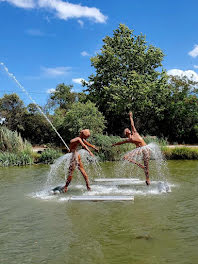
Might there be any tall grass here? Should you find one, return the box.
[0,126,33,167]
[0,126,32,153]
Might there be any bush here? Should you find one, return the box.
[38,149,62,164]
[0,151,33,167]
[162,146,198,160]
[90,134,134,161]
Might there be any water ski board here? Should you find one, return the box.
[69,195,134,201]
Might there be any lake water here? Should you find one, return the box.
[0,160,198,264]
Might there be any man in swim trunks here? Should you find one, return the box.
[112,112,150,185]
[53,129,98,193]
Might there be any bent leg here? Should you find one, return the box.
[124,154,145,169]
[143,149,150,185]
[77,155,91,191]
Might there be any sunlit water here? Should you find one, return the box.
[0,160,198,264]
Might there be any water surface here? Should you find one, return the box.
[0,161,198,264]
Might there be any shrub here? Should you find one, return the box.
[90,134,134,161]
[38,149,62,164]
[0,151,33,167]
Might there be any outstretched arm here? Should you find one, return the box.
[112,139,130,147]
[129,112,137,134]
[83,139,99,152]
[78,138,94,156]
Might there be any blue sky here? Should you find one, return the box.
[0,0,198,107]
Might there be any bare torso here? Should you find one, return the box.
[130,132,147,148]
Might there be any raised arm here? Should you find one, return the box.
[129,111,137,134]
[83,139,99,152]
[112,139,130,147]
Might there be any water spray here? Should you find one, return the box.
[0,62,70,151]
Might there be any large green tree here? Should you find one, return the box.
[0,93,26,132]
[84,24,168,134]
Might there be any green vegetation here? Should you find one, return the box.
[0,152,33,167]
[162,146,198,160]
[90,134,134,161]
[0,126,32,153]
[37,149,62,164]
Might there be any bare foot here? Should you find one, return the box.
[87,186,91,191]
[145,179,150,186]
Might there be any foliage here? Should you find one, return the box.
[46,83,76,111]
[143,135,168,146]
[83,24,168,135]
[38,149,62,164]
[160,76,198,143]
[0,151,33,167]
[21,107,56,145]
[162,146,198,160]
[90,134,134,161]
[60,101,106,139]
[0,93,26,132]
[0,126,32,153]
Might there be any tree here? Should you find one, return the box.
[162,76,198,143]
[0,93,26,132]
[61,101,106,139]
[47,83,76,112]
[83,24,167,134]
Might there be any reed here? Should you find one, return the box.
[0,126,32,153]
[0,151,33,167]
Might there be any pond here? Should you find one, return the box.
[0,160,198,264]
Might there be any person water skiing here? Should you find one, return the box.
[53,129,98,193]
[112,112,150,185]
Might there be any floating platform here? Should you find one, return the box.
[94,178,139,182]
[94,178,143,185]
[69,195,134,201]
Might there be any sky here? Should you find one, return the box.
[0,0,198,107]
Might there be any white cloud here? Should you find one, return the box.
[72,78,85,85]
[1,0,107,23]
[81,51,90,57]
[0,0,35,8]
[188,45,198,58]
[194,65,198,69]
[46,88,56,94]
[78,19,84,27]
[167,69,198,82]
[41,66,71,77]
[38,0,107,23]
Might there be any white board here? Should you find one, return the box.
[69,195,134,201]
[94,178,139,182]
[94,178,143,185]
